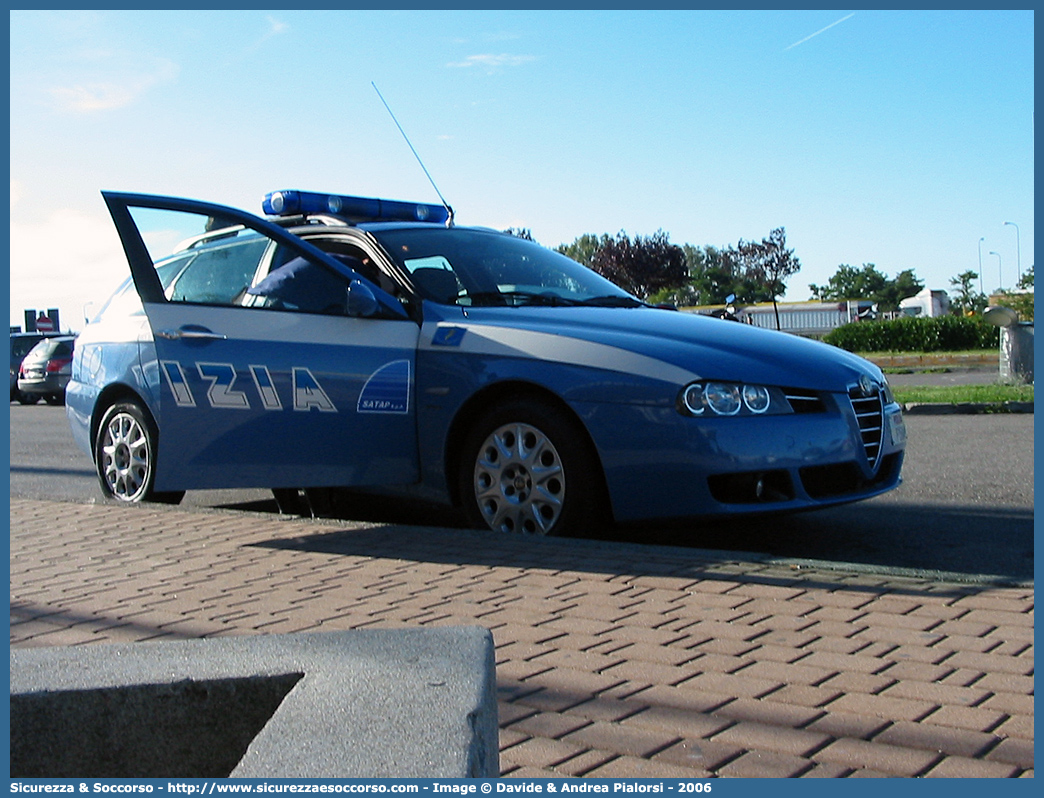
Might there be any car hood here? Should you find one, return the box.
[427,304,883,392]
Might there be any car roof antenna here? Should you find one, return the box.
[372,82,454,227]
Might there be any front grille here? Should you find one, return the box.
[849,386,884,470]
[784,388,825,414]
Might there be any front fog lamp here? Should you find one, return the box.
[705,382,742,416]
[742,384,771,413]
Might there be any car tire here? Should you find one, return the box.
[44,394,64,406]
[459,398,605,536]
[95,401,184,505]
[17,392,39,405]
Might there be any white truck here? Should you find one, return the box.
[899,288,951,318]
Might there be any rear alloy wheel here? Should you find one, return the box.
[95,401,183,504]
[460,399,603,536]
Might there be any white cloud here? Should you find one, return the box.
[48,57,179,113]
[447,53,537,70]
[50,82,139,113]
[246,15,290,51]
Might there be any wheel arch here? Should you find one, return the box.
[443,380,611,517]
[91,384,157,460]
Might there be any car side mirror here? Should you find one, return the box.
[346,279,379,318]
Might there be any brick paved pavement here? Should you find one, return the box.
[9,498,1034,778]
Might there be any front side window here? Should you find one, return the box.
[242,254,351,314]
[239,237,408,317]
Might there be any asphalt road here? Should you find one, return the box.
[9,401,1034,583]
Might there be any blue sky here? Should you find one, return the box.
[8,9,1034,331]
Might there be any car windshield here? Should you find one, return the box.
[372,227,642,307]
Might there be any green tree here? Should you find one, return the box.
[949,270,988,316]
[809,263,923,311]
[658,244,746,306]
[651,240,793,308]
[726,227,801,329]
[1017,265,1034,290]
[691,244,775,305]
[875,269,924,313]
[995,265,1034,321]
[555,233,610,268]
[809,264,884,301]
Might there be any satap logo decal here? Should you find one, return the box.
[358,359,410,414]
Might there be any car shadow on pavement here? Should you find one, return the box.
[240,489,1033,585]
[607,502,1034,584]
[250,509,1026,599]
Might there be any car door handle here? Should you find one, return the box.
[156,328,228,341]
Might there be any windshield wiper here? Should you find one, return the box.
[460,291,643,308]
[462,291,581,307]
[578,295,646,308]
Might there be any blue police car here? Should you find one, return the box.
[67,189,906,535]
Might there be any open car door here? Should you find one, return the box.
[102,191,420,492]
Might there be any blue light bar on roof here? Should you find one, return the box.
[262,190,451,225]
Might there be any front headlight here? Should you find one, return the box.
[705,382,742,415]
[742,384,771,413]
[681,383,706,415]
[679,381,782,417]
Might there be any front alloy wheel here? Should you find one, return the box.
[461,398,605,536]
[474,421,566,534]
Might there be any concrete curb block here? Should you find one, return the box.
[902,401,1034,415]
[868,353,1000,369]
[10,628,500,779]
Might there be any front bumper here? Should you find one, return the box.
[582,394,906,522]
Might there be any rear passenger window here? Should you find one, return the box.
[126,207,274,306]
[167,239,269,304]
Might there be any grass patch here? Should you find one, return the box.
[893,383,1034,406]
[881,367,953,375]
[862,350,993,358]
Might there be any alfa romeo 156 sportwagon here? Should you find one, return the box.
[67,189,906,535]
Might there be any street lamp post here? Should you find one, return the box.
[1004,221,1021,284]
[977,237,986,295]
[989,251,1003,292]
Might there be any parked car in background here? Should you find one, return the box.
[17,335,76,405]
[10,332,61,403]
